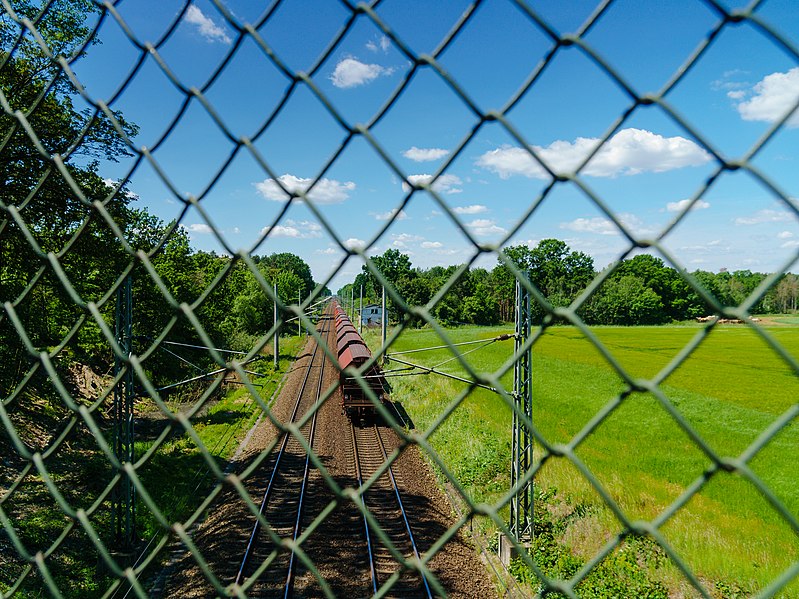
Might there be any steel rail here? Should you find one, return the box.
[375,426,433,599]
[283,335,328,598]
[234,315,330,587]
[350,422,379,596]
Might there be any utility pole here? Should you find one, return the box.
[350,286,355,322]
[381,285,386,351]
[358,284,363,335]
[274,282,279,369]
[112,275,135,553]
[298,290,301,337]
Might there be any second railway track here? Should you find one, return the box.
[235,309,334,596]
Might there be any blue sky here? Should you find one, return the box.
[69,0,799,292]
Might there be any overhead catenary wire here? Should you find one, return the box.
[429,335,513,370]
[386,333,514,356]
[377,333,515,393]
[284,295,334,322]
[155,365,269,392]
[159,345,205,373]
[161,340,251,355]
[383,355,498,393]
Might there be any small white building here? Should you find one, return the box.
[359,303,383,327]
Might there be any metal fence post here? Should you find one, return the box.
[112,275,135,551]
[359,284,363,335]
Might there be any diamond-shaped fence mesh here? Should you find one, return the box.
[1,0,799,597]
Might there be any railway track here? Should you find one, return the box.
[350,422,433,598]
[157,303,496,597]
[234,310,333,596]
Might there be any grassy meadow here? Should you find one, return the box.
[373,320,799,596]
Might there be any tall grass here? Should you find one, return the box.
[382,323,799,595]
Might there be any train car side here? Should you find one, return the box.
[332,303,388,420]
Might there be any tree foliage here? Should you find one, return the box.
[339,243,799,328]
[0,3,322,390]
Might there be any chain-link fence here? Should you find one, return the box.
[2,0,799,597]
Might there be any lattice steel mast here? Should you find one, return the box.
[112,275,135,549]
[510,279,533,543]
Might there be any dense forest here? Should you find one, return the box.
[338,241,799,327]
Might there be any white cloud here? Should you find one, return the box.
[476,128,711,179]
[255,174,355,204]
[260,219,322,239]
[372,208,408,221]
[680,240,726,254]
[781,240,799,249]
[402,173,463,194]
[453,204,488,215]
[665,198,711,212]
[393,233,422,242]
[734,209,794,225]
[727,90,746,100]
[778,230,794,239]
[391,233,423,248]
[711,70,750,93]
[467,218,506,236]
[402,146,450,162]
[261,225,300,238]
[330,57,392,88]
[102,177,138,200]
[185,223,212,234]
[561,217,618,236]
[344,238,366,250]
[421,241,443,249]
[184,6,231,44]
[736,67,799,127]
[560,213,650,236]
[366,36,390,53]
[316,247,339,255]
[294,220,322,236]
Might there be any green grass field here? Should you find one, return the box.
[375,321,799,596]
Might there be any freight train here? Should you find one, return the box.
[333,303,388,420]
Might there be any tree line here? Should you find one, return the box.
[338,241,799,327]
[0,2,324,395]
